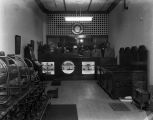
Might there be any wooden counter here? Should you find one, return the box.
[39,54,98,80]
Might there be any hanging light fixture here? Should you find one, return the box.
[80,39,84,43]
[65,16,93,21]
[65,9,93,22]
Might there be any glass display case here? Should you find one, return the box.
[0,56,21,102]
[24,58,35,82]
[0,57,10,104]
[6,56,20,95]
[7,55,29,89]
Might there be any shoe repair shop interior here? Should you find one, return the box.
[0,0,153,120]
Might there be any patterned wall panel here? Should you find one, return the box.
[47,14,109,35]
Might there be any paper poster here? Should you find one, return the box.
[62,61,75,74]
[82,61,95,74]
[41,62,55,75]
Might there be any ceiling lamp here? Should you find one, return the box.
[65,16,93,22]
[80,39,84,43]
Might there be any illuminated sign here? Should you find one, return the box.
[82,62,95,74]
[62,61,75,74]
[41,62,55,75]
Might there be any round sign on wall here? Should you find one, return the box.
[72,23,83,34]
[62,61,75,74]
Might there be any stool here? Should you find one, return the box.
[132,88,150,109]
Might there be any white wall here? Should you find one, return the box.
[109,0,153,86]
[0,0,47,58]
[43,15,47,45]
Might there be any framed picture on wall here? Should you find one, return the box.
[31,40,34,51]
[15,35,21,55]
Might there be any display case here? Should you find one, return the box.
[0,57,10,104]
[7,55,29,90]
[99,66,132,99]
[24,58,35,82]
[5,56,21,95]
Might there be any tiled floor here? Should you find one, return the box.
[45,80,149,120]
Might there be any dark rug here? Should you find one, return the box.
[109,102,130,111]
[51,81,61,86]
[43,104,78,120]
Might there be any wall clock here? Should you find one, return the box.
[72,23,83,34]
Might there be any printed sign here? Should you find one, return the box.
[41,62,54,75]
[62,61,75,74]
[82,62,95,74]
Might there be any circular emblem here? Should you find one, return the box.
[62,61,75,74]
[72,23,83,34]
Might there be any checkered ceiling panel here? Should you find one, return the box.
[47,13,108,35]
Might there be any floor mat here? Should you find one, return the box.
[51,81,61,86]
[109,102,130,111]
[43,104,78,120]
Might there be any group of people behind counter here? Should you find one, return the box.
[83,43,114,58]
[56,40,115,58]
[41,40,115,58]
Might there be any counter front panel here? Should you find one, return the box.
[40,56,99,80]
